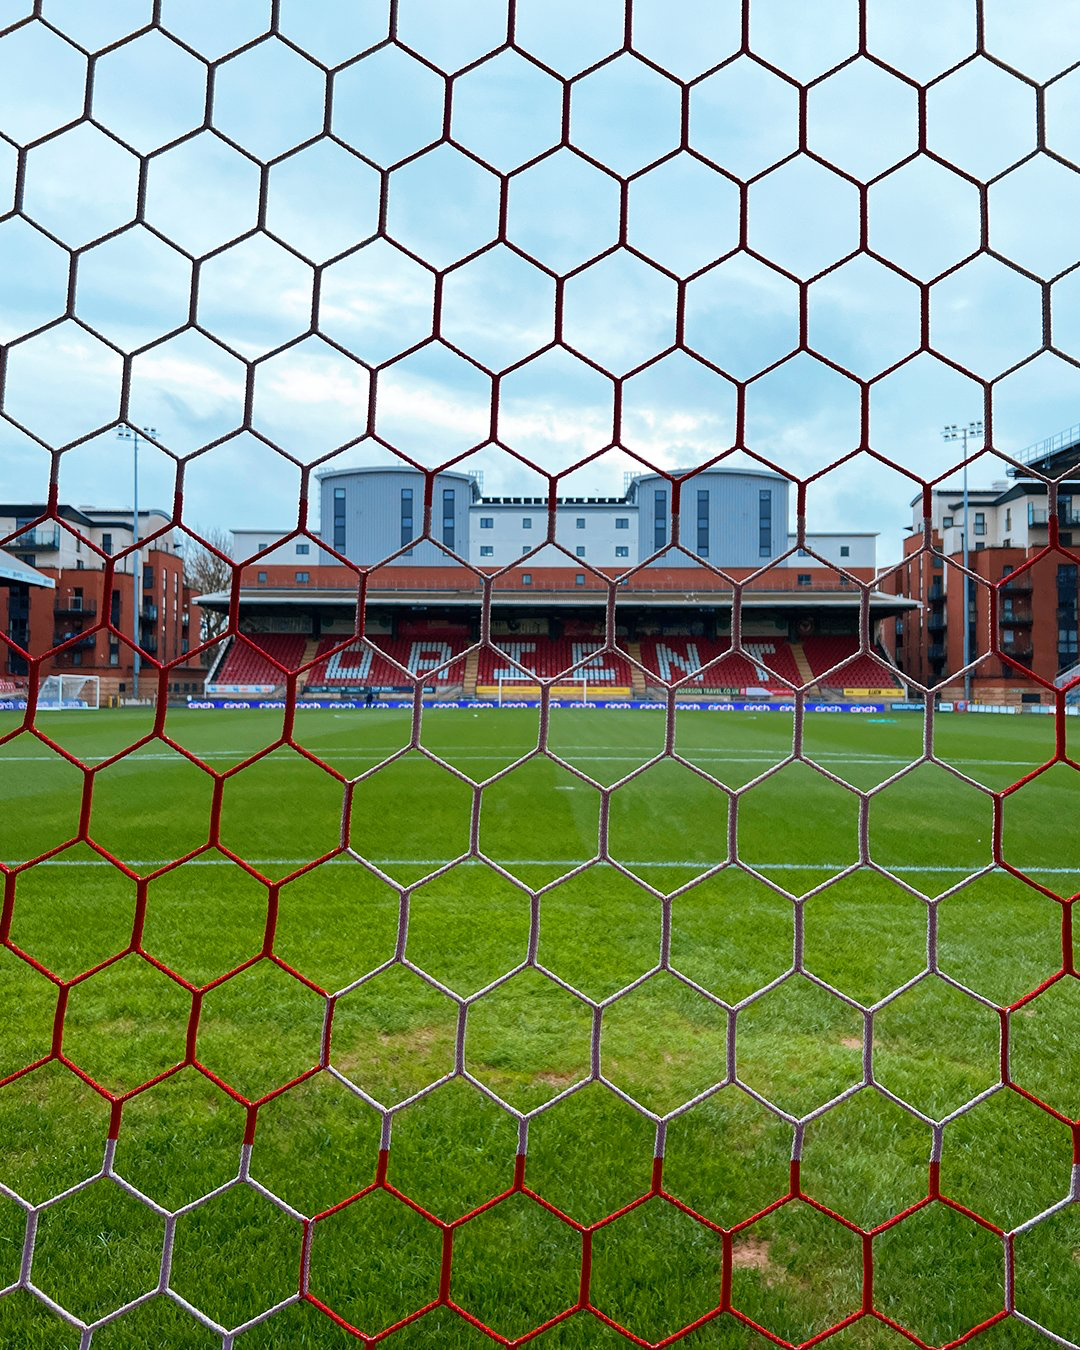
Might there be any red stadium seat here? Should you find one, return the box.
[212,633,307,686]
[308,635,466,688]
[637,636,798,692]
[801,636,902,690]
[476,638,631,685]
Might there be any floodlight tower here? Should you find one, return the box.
[117,424,157,703]
[942,420,984,703]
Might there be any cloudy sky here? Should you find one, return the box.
[1,0,1080,559]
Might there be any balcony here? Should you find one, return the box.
[929,643,946,662]
[52,632,96,650]
[9,525,60,550]
[141,634,158,654]
[927,615,947,633]
[141,604,158,622]
[1000,610,1033,627]
[54,597,98,616]
[928,583,945,602]
[1000,639,1034,658]
[1000,578,1033,594]
[1028,506,1080,528]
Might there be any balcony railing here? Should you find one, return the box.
[141,634,158,654]
[927,615,946,632]
[929,644,945,662]
[1000,578,1033,594]
[1017,420,1080,465]
[54,597,98,616]
[9,525,60,550]
[1028,506,1080,527]
[1000,640,1034,658]
[141,604,158,622]
[53,632,96,650]
[1000,610,1033,626]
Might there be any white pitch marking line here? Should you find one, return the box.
[0,751,1058,769]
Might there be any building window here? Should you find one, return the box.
[522,516,532,529]
[697,488,709,557]
[522,545,529,554]
[333,486,346,550]
[102,532,112,554]
[142,564,154,590]
[1005,508,1012,530]
[521,573,532,585]
[296,543,310,555]
[480,516,493,528]
[840,545,850,557]
[400,487,413,553]
[442,488,456,551]
[1058,564,1079,668]
[576,517,586,529]
[654,490,667,550]
[575,573,585,586]
[257,570,267,584]
[974,511,986,536]
[616,517,629,529]
[615,545,629,558]
[759,490,772,557]
[259,542,268,551]
[797,573,811,586]
[575,545,586,557]
[295,571,310,583]
[942,516,953,528]
[480,545,493,557]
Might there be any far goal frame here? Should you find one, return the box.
[38,674,100,710]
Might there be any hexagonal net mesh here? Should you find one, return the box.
[0,0,1079,1345]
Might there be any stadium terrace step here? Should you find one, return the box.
[791,641,820,694]
[296,637,322,692]
[623,641,650,698]
[463,646,480,698]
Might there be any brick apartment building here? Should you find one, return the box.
[883,436,1080,698]
[0,504,206,700]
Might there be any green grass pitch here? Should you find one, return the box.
[0,705,1077,1347]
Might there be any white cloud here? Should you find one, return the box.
[0,0,1076,572]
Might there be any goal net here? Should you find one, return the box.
[0,2,1077,1348]
[37,675,100,711]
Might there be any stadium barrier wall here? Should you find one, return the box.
[176,698,901,713]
